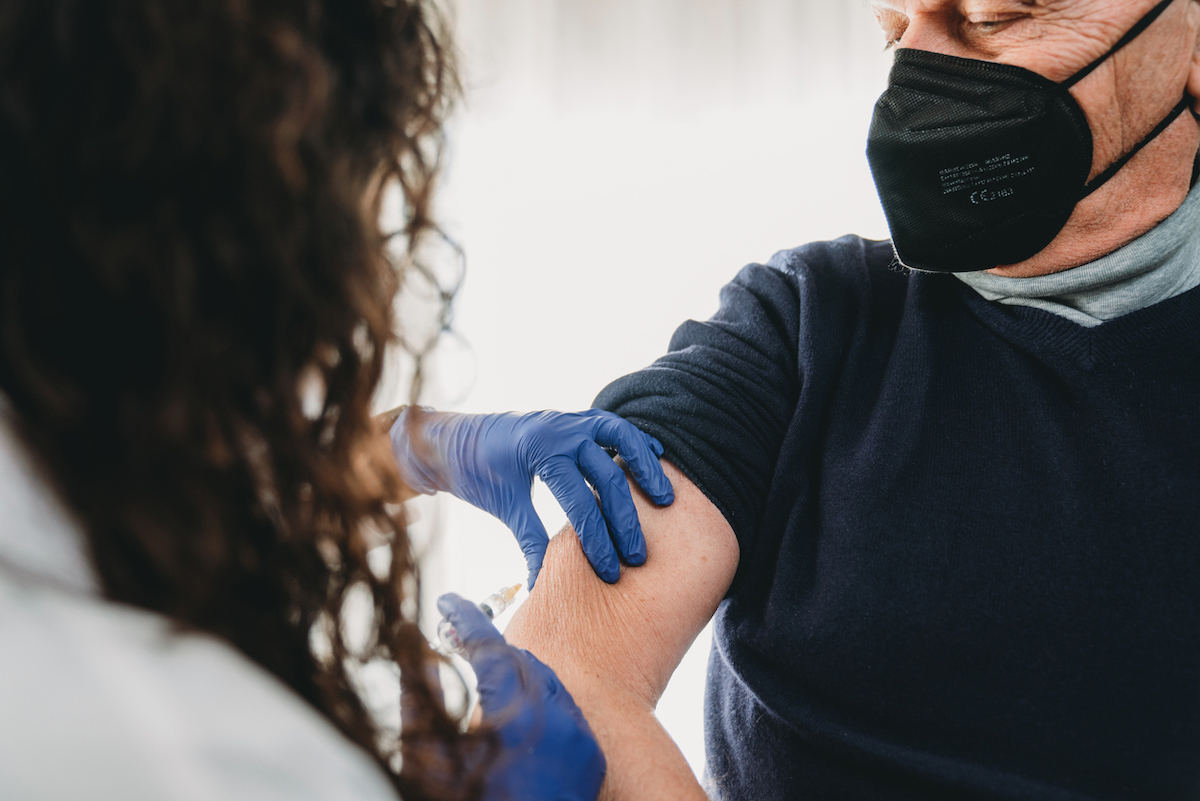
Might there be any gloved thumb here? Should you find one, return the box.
[505,501,551,591]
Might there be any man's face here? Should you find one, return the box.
[867,0,1200,179]
[868,1,1183,75]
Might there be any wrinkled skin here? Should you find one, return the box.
[869,0,1200,276]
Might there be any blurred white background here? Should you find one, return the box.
[379,0,896,779]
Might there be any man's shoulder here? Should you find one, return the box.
[731,235,911,324]
[676,234,913,346]
[763,234,902,287]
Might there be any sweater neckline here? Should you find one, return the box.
[952,182,1200,328]
[950,274,1200,368]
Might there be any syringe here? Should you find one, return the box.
[437,583,522,655]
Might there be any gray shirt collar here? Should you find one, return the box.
[955,183,1200,327]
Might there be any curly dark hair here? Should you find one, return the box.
[0,1,486,798]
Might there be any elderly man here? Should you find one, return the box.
[393,0,1200,797]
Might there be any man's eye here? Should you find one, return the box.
[965,14,1025,36]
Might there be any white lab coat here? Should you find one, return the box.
[0,414,400,801]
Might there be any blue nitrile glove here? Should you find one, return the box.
[438,594,606,801]
[390,409,674,588]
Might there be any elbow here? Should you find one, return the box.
[506,532,670,706]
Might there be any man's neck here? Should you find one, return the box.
[987,114,1200,279]
[956,180,1200,328]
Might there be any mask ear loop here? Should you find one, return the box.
[1078,92,1194,200]
[1191,104,1200,188]
[1057,0,1188,199]
[1061,0,1178,91]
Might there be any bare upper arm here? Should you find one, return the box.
[503,460,738,706]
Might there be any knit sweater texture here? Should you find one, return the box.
[596,235,1200,799]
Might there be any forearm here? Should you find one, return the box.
[562,668,706,801]
[374,405,419,501]
[504,532,708,800]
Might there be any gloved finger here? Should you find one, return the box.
[587,412,675,506]
[437,593,505,653]
[505,498,551,591]
[577,440,647,567]
[538,454,621,584]
[437,595,525,720]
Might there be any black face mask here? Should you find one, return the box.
[866,0,1194,273]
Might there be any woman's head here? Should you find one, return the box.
[0,1,479,797]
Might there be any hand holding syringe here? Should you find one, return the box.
[437,583,522,655]
[435,589,606,798]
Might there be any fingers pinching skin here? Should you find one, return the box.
[538,454,621,583]
[589,412,675,506]
[393,407,667,595]
[577,440,647,566]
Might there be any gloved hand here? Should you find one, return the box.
[438,594,605,801]
[391,409,674,588]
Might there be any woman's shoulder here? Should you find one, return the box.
[0,571,400,801]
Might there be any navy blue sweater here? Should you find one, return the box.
[594,236,1200,800]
